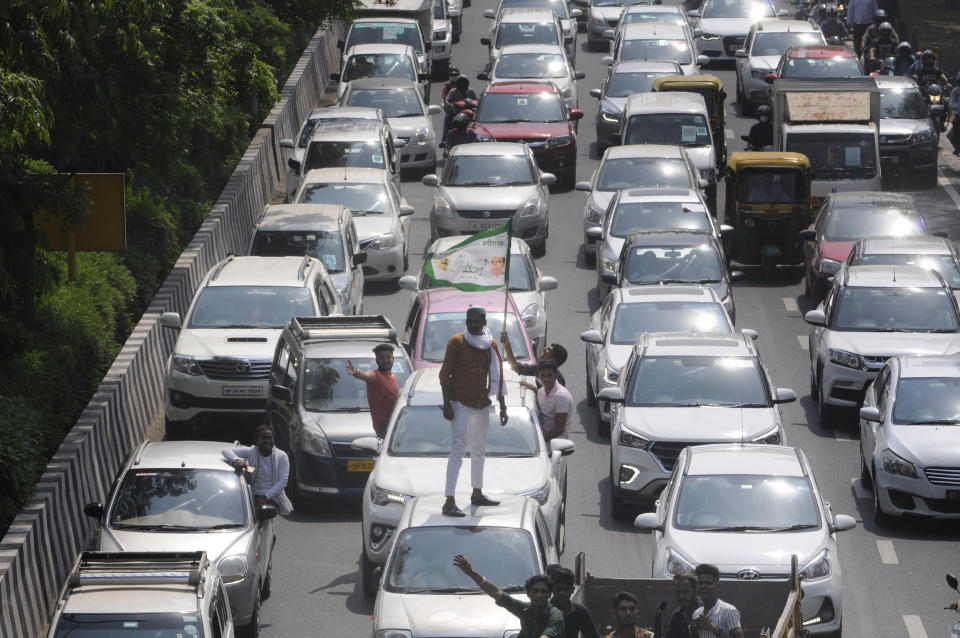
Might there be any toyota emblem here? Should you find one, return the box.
[235,360,252,373]
[736,569,761,581]
[483,211,492,218]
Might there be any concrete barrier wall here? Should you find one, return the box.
[0,21,344,638]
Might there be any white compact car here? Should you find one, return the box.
[689,0,782,63]
[734,19,823,113]
[635,444,855,635]
[605,22,706,75]
[478,44,585,111]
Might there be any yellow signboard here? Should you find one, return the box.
[34,173,126,252]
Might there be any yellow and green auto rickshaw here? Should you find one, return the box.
[652,74,727,168]
[724,152,812,281]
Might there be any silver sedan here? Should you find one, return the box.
[478,44,585,111]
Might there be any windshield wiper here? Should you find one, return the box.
[459,181,499,186]
[694,524,780,532]
[404,586,476,594]
[494,118,531,123]
[499,181,533,186]
[323,407,364,412]
[205,523,245,530]
[761,523,820,532]
[114,524,203,531]
[904,419,960,425]
[724,402,770,408]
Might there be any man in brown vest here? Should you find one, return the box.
[439,306,508,516]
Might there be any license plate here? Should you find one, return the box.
[222,386,263,396]
[470,221,500,230]
[347,459,375,472]
[947,490,960,500]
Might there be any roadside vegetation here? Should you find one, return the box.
[899,0,960,73]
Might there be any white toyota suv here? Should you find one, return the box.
[160,255,342,437]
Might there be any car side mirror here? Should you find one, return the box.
[948,574,959,591]
[777,8,789,16]
[540,172,557,186]
[571,8,583,17]
[422,173,439,187]
[575,71,586,80]
[634,512,661,531]
[84,502,104,519]
[730,270,745,282]
[804,309,826,327]
[585,226,603,240]
[859,406,881,422]
[601,271,617,284]
[270,385,293,404]
[159,312,181,329]
[483,8,495,18]
[477,72,490,81]
[589,88,602,98]
[330,72,341,82]
[575,181,591,191]
[798,228,816,241]
[399,204,416,217]
[480,36,491,45]
[564,35,575,45]
[699,177,709,189]
[353,252,368,266]
[741,328,759,340]
[257,504,278,522]
[693,27,703,37]
[687,9,701,17]
[764,72,778,84]
[279,139,295,150]
[550,438,576,457]
[719,224,734,235]
[696,55,710,66]
[394,138,408,148]
[288,157,302,173]
[601,56,614,66]
[397,275,418,291]
[580,329,602,344]
[539,275,558,292]
[602,28,615,39]
[351,436,381,454]
[774,388,797,404]
[833,514,856,531]
[569,109,584,121]
[734,49,747,58]
[597,387,623,403]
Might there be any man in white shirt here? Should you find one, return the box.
[536,362,573,441]
[690,563,743,638]
[222,425,293,515]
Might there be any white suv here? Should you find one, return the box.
[160,255,342,437]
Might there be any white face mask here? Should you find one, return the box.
[759,115,770,123]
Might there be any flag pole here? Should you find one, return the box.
[500,221,512,396]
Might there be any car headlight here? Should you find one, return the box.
[882,448,918,478]
[434,29,447,41]
[586,204,604,224]
[829,348,861,370]
[519,482,551,505]
[819,257,840,275]
[435,196,455,218]
[301,423,332,456]
[618,425,648,449]
[376,632,413,638]
[520,302,540,330]
[751,427,782,445]
[371,484,412,506]
[218,555,248,584]
[171,354,202,376]
[600,110,622,123]
[520,196,541,218]
[799,548,831,581]
[600,257,616,273]
[414,127,429,144]
[603,362,620,384]
[371,233,401,249]
[546,134,572,148]
[700,33,721,40]
[665,547,695,576]
[913,129,934,143]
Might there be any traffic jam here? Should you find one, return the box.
[44,0,960,636]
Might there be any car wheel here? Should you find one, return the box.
[817,366,835,429]
[809,363,819,400]
[360,549,379,598]
[555,479,567,555]
[922,164,938,189]
[586,360,597,407]
[403,241,410,272]
[240,584,261,638]
[261,562,272,600]
[860,447,872,489]
[804,264,812,298]
[872,468,892,526]
[532,238,547,258]
[609,457,631,520]
[561,167,577,191]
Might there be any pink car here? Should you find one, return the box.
[401,288,536,370]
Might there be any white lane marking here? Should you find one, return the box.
[833,428,852,441]
[797,335,808,351]
[903,615,928,638]
[783,297,799,313]
[939,175,960,210]
[725,128,734,140]
[851,477,870,500]
[877,540,899,565]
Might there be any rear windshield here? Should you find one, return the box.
[736,168,806,204]
[625,113,711,146]
[346,22,423,54]
[496,53,568,78]
[342,53,416,83]
[251,230,347,273]
[597,157,694,190]
[346,88,423,118]
[751,32,823,57]
[611,202,711,238]
[822,207,923,241]
[621,39,692,65]
[496,22,561,47]
[781,55,862,78]
[475,91,566,123]
[607,70,681,96]
[304,141,386,172]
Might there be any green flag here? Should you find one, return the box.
[423,220,513,291]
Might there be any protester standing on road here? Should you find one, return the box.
[604,591,653,638]
[846,0,879,57]
[439,307,508,517]
[346,344,400,438]
[454,554,565,638]
[536,362,574,441]
[689,564,744,638]
[548,566,600,638]
[222,425,293,515]
[664,573,700,638]
[501,333,569,386]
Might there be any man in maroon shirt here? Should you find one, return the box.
[346,344,400,438]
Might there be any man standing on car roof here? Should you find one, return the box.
[439,306,508,517]
[347,343,400,438]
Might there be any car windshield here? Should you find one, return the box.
[110,469,246,529]
[673,475,820,531]
[496,53,567,78]
[501,0,571,19]
[833,286,959,332]
[624,11,685,25]
[736,168,806,204]
[822,207,923,241]
[893,377,960,424]
[782,55,862,78]
[187,285,317,328]
[496,22,561,47]
[422,254,534,291]
[421,311,530,362]
[627,355,770,407]
[346,88,423,118]
[611,301,731,343]
[880,87,930,119]
[624,113,710,146]
[597,158,693,190]
[443,154,536,186]
[304,140,386,171]
[785,133,876,180]
[346,23,423,54]
[751,32,822,56]
[303,357,412,412]
[475,91,566,123]
[250,230,347,273]
[385,527,539,593]
[596,0,652,6]
[621,39,692,65]
[54,614,207,638]
[607,70,681,96]
[701,0,775,19]
[623,244,724,284]
[858,253,960,288]
[610,202,712,238]
[342,54,417,83]
[297,182,393,215]
[434,0,445,18]
[389,406,539,455]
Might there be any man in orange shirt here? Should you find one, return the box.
[439,307,508,517]
[347,344,400,439]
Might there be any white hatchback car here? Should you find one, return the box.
[634,444,855,636]
[333,44,427,100]
[605,22,707,75]
[355,369,573,595]
[734,19,823,114]
[689,0,782,63]
[478,44,585,111]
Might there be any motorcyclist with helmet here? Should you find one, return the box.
[893,41,915,76]
[819,5,850,40]
[444,112,480,150]
[909,49,950,92]
[746,105,774,150]
[860,9,899,59]
[948,72,960,156]
[867,22,898,61]
[950,72,960,119]
[442,76,478,139]
[811,3,829,23]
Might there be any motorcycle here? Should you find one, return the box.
[945,573,960,637]
[925,84,949,131]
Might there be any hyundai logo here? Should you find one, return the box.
[736,569,761,581]
[483,211,492,218]
[235,360,252,373]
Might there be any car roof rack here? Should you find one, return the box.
[65,551,209,598]
[290,315,398,341]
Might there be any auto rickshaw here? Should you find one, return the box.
[652,74,727,168]
[724,151,811,281]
